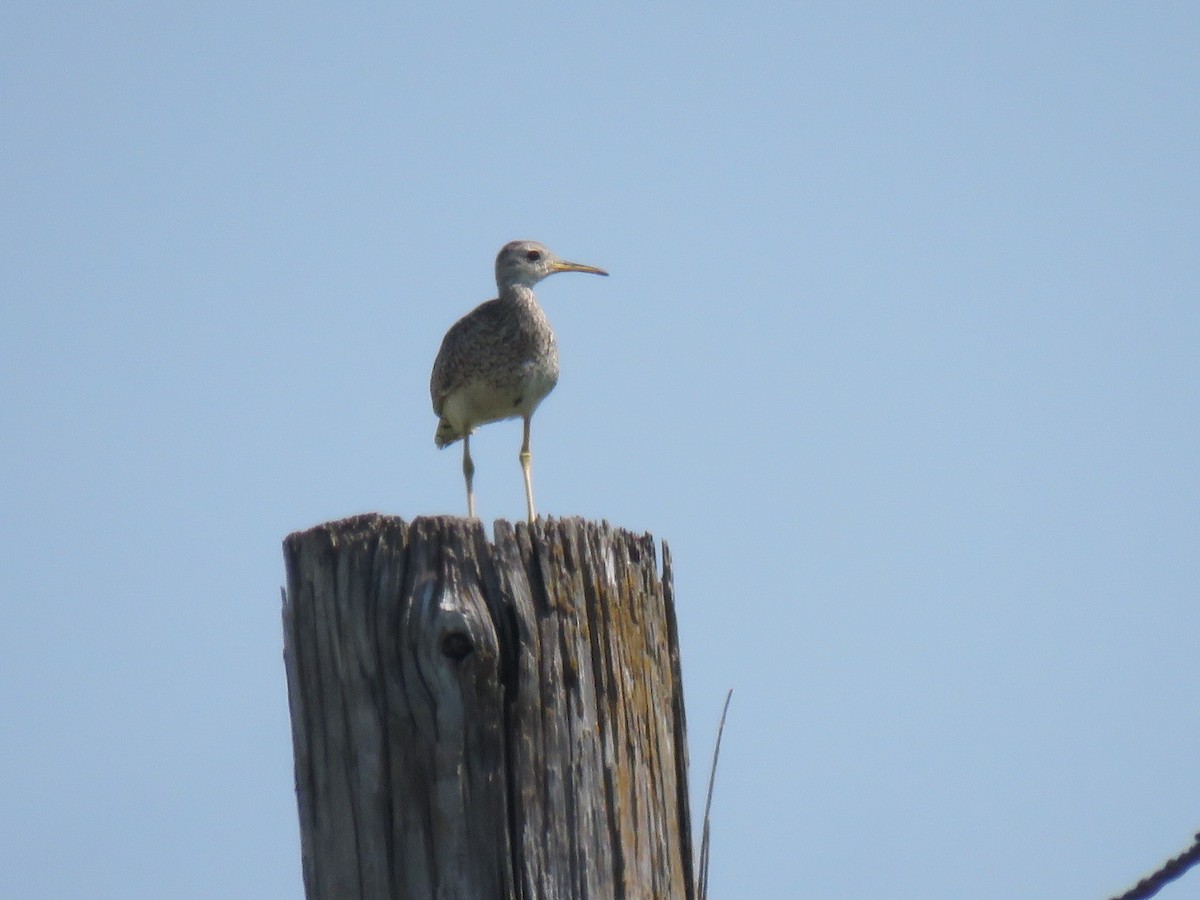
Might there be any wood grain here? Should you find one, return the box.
[283,514,693,900]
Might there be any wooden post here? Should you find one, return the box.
[282,514,693,900]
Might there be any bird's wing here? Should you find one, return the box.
[430,297,505,415]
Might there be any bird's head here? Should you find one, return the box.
[495,240,608,290]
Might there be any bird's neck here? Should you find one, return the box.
[499,284,539,307]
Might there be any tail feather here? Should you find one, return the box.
[435,417,467,449]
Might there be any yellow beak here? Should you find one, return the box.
[550,260,609,277]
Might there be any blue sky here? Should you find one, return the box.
[2,3,1198,898]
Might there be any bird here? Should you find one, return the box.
[430,240,608,523]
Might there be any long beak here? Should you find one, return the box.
[550,259,609,277]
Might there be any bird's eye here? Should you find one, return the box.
[525,250,542,262]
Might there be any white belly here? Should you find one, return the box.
[443,365,558,433]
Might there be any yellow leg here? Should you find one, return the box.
[462,434,476,518]
[520,415,535,523]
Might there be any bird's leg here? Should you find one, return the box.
[462,434,476,518]
[520,415,536,523]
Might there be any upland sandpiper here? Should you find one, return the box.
[430,240,608,522]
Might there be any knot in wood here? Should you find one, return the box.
[440,630,474,661]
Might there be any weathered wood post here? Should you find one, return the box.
[282,514,693,899]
